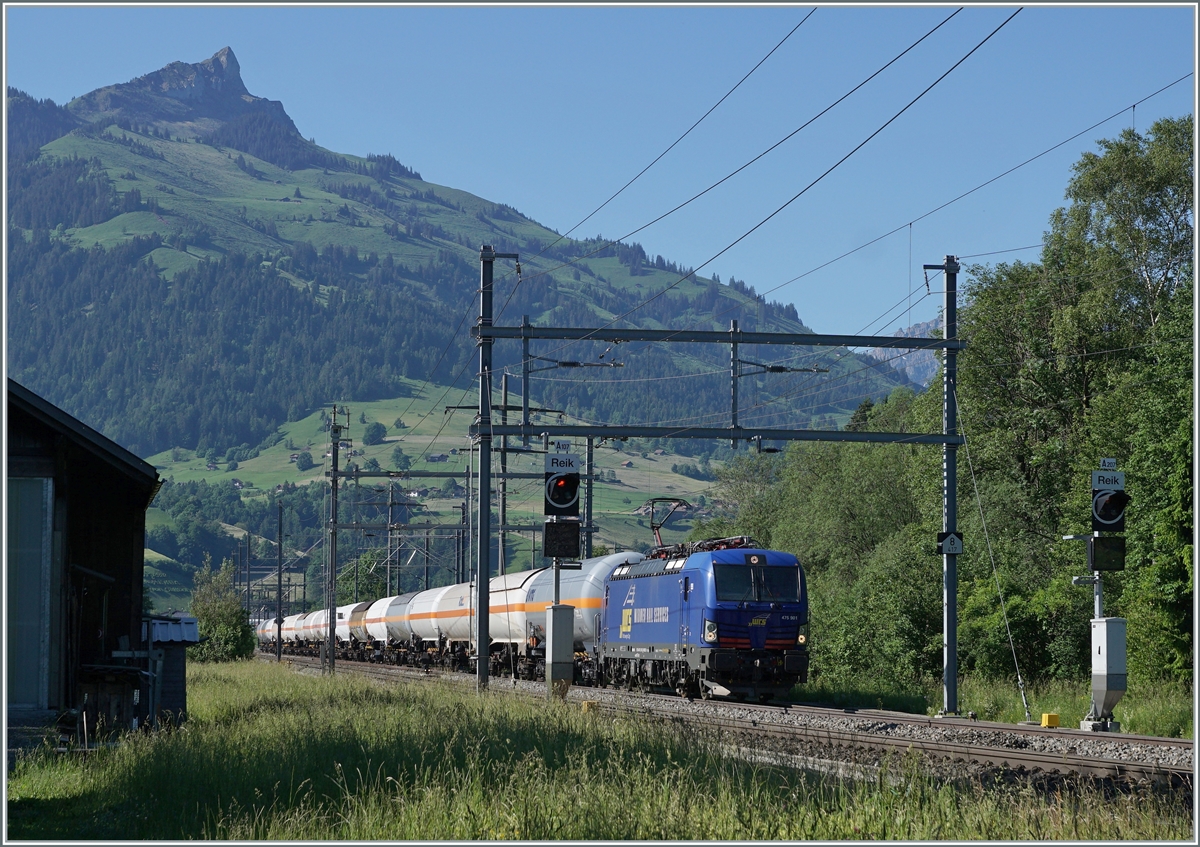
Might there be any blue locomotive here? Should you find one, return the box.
[594,536,809,701]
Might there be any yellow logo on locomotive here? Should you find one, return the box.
[619,608,632,639]
[749,615,768,627]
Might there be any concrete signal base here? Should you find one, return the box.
[546,604,575,701]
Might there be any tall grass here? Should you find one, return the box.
[7,662,1191,840]
[798,674,1192,739]
[949,676,1194,738]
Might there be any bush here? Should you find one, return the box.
[295,451,315,471]
[187,556,255,662]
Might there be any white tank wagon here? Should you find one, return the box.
[347,602,375,645]
[259,552,644,678]
[300,608,329,645]
[486,553,642,649]
[255,618,275,645]
[483,552,642,680]
[334,601,371,646]
[521,553,641,650]
[363,591,420,646]
[412,583,468,643]
[487,568,548,647]
[281,612,310,644]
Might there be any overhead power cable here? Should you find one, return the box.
[399,66,1189,456]
[497,7,963,321]
[603,69,1192,371]
[958,244,1042,259]
[555,10,816,246]
[752,71,1193,304]
[497,9,818,319]
[527,8,1022,363]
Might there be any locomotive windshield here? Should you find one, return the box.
[713,563,801,602]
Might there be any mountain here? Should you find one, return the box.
[7,48,916,458]
[67,46,296,139]
[867,318,942,387]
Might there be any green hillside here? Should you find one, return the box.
[8,48,916,609]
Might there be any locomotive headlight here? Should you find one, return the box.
[797,626,808,646]
[703,619,718,643]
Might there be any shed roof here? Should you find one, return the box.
[146,617,201,644]
[8,378,160,502]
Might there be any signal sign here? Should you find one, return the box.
[544,475,580,516]
[1092,489,1130,533]
[544,453,581,516]
[1092,471,1125,490]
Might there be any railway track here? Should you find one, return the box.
[264,653,1193,789]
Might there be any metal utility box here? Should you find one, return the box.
[1083,617,1126,731]
[545,604,574,700]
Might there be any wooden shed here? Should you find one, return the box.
[6,378,160,734]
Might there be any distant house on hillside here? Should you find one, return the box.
[427,453,448,463]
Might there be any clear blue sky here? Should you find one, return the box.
[5,4,1195,335]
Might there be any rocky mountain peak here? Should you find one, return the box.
[141,46,249,103]
[67,47,295,138]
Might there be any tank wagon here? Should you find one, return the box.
[260,538,808,701]
[266,552,643,677]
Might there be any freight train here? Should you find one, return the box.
[258,536,809,701]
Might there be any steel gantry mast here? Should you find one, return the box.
[468,250,966,713]
[476,246,519,691]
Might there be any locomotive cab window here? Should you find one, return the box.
[759,567,801,603]
[713,563,800,603]
[713,564,755,601]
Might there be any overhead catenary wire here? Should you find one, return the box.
[532,283,942,432]
[496,7,965,324]
[358,32,1189,472]
[599,225,1185,431]
[477,28,1186,433]
[592,68,1194,369]
[746,71,1193,310]
[523,9,1021,366]
[404,66,1191,448]
[526,293,942,439]
[544,11,815,253]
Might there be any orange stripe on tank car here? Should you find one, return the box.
[363,595,605,630]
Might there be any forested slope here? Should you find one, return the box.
[7,55,911,458]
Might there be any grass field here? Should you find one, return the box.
[7,662,1190,840]
[800,675,1193,739]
